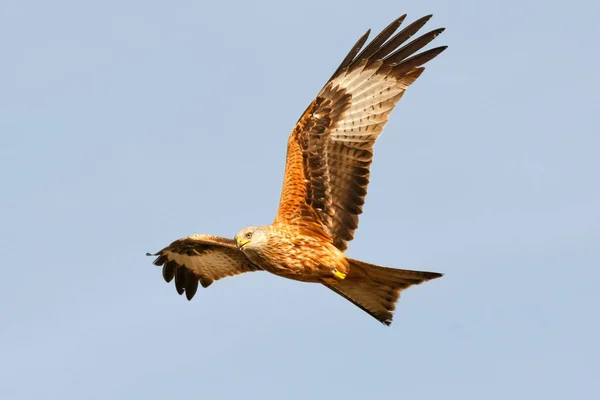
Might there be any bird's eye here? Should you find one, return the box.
[245,232,252,239]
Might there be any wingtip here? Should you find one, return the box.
[435,45,449,54]
[390,14,407,29]
[420,270,444,281]
[425,45,449,58]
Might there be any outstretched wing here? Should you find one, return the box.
[147,234,261,300]
[275,15,447,251]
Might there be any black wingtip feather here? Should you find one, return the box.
[162,261,177,283]
[185,270,198,300]
[328,14,446,88]
[392,46,448,76]
[152,255,167,267]
[351,14,407,66]
[370,14,435,61]
[385,27,446,65]
[329,29,371,80]
[175,267,186,295]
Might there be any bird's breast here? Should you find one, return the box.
[247,233,348,283]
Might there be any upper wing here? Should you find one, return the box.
[147,234,261,300]
[275,15,447,251]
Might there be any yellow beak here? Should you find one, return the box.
[236,236,250,249]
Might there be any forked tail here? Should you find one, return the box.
[325,258,442,326]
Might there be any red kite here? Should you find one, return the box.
[148,14,446,325]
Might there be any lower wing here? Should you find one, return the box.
[147,234,261,300]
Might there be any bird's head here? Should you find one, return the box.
[234,226,268,251]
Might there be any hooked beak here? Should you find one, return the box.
[236,236,250,250]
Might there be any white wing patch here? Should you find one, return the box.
[328,65,420,144]
[164,247,244,282]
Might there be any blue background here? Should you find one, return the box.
[1,1,598,398]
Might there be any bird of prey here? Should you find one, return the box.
[148,14,447,325]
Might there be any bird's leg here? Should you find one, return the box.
[320,265,347,285]
[332,268,346,280]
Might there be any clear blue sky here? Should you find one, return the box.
[1,1,599,399]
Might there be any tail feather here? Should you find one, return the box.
[324,258,442,326]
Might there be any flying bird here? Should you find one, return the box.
[148,14,447,325]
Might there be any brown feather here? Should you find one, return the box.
[385,28,445,64]
[371,15,433,60]
[351,15,406,63]
[162,261,177,283]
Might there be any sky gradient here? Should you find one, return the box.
[1,1,599,399]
